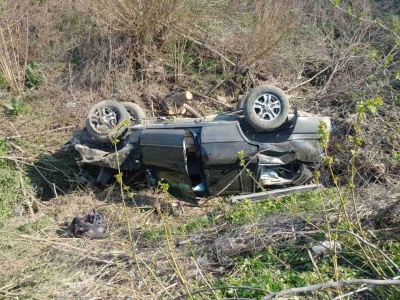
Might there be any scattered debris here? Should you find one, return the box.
[69,210,107,239]
[230,184,325,203]
[311,240,342,255]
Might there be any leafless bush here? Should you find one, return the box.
[93,0,209,56]
[221,0,304,70]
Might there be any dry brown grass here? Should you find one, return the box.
[94,0,205,53]
[0,187,220,299]
[0,0,399,299]
[0,1,29,96]
[1,183,399,299]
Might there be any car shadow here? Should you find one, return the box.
[25,148,84,200]
[26,146,172,211]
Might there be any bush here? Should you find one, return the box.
[25,61,43,89]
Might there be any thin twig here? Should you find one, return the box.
[261,279,400,300]
[6,125,75,139]
[331,1,400,40]
[308,249,324,283]
[339,230,400,273]
[32,165,66,196]
[285,65,331,93]
[332,275,400,300]
[191,91,233,108]
[179,33,237,68]
[7,140,25,153]
[207,78,228,96]
[0,156,56,172]
[18,234,89,252]
[191,257,217,298]
[19,173,34,218]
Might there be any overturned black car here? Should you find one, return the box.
[63,85,331,204]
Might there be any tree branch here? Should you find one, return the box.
[332,275,400,300]
[179,33,237,68]
[261,279,400,300]
[331,1,400,40]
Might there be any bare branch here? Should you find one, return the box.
[261,279,400,300]
[285,65,331,93]
[179,33,237,68]
[331,1,400,40]
[332,275,400,300]
[339,230,400,273]
[191,91,233,108]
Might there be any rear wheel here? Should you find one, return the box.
[122,102,146,122]
[244,85,289,132]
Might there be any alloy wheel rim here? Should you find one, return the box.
[89,107,118,134]
[252,93,282,121]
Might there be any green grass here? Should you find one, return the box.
[214,245,359,299]
[17,215,53,234]
[0,70,7,87]
[0,139,24,217]
[211,232,400,299]
[224,189,334,225]
[141,189,334,241]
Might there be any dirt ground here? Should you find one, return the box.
[1,76,400,299]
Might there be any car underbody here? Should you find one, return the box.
[63,110,331,204]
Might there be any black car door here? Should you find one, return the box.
[140,129,197,203]
[200,123,258,195]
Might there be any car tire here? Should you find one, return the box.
[122,102,146,121]
[85,100,130,143]
[243,85,289,132]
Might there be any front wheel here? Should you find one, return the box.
[243,85,289,132]
[85,100,130,143]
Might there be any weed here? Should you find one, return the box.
[0,139,22,217]
[7,96,23,115]
[142,212,218,242]
[179,214,216,233]
[68,48,80,67]
[215,247,316,298]
[17,215,53,234]
[225,190,330,225]
[0,70,7,87]
[25,61,43,89]
[0,23,24,95]
[142,225,166,242]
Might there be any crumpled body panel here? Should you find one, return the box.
[62,114,330,201]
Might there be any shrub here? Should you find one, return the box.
[8,96,23,115]
[24,61,43,89]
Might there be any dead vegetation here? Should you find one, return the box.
[1,185,400,299]
[0,0,399,299]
